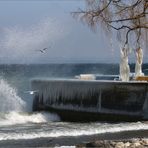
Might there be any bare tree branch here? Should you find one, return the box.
[72,0,148,49]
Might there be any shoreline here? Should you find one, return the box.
[0,129,148,147]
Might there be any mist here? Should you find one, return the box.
[0,17,67,63]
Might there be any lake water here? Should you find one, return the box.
[0,63,148,147]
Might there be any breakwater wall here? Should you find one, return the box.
[31,79,148,121]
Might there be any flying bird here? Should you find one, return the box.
[24,90,39,95]
[36,45,52,53]
[37,47,48,53]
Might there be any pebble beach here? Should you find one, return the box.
[76,138,148,148]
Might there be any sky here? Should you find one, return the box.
[0,0,147,64]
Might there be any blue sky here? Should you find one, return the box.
[0,0,147,64]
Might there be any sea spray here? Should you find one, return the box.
[0,79,60,125]
[0,79,26,112]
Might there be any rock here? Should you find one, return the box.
[76,144,86,148]
[124,142,131,147]
[85,142,96,147]
[142,139,148,145]
[133,142,141,147]
[93,140,106,147]
[76,138,148,148]
[109,141,116,147]
[85,140,112,148]
[102,141,112,148]
[115,142,124,148]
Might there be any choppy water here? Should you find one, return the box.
[0,64,148,147]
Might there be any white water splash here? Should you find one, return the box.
[0,112,60,126]
[0,79,60,126]
[0,122,148,141]
[0,79,26,112]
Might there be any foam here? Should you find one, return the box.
[0,122,148,141]
[0,112,60,126]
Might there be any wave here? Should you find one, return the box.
[0,122,148,141]
[0,111,60,126]
[0,79,26,112]
[0,79,60,126]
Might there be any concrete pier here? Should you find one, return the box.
[32,78,148,121]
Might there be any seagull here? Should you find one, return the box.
[24,90,39,95]
[36,45,52,53]
[37,48,48,53]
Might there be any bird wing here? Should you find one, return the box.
[40,50,44,53]
[43,48,47,51]
[24,90,38,93]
